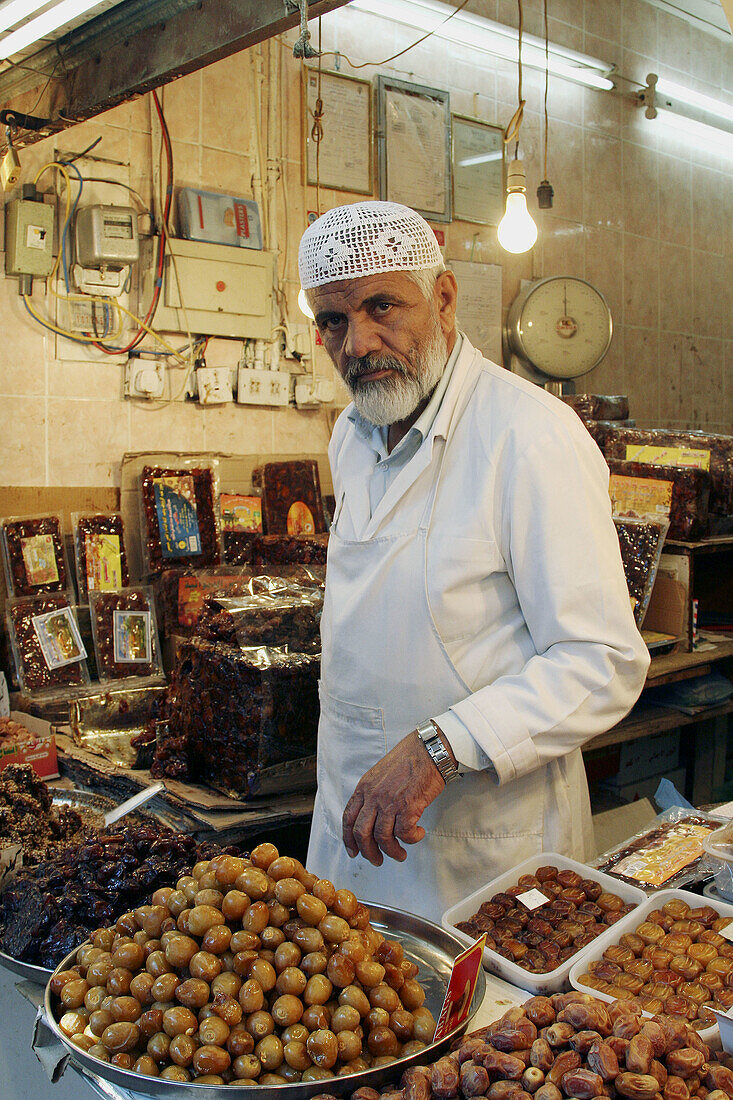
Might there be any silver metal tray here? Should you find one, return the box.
[51,787,116,815]
[0,948,52,983]
[46,902,486,1099]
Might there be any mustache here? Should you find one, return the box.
[344,355,408,387]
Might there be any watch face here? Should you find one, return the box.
[516,277,612,379]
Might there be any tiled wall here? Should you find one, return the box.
[1,0,732,487]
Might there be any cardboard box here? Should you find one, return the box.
[604,731,681,786]
[644,552,691,649]
[601,765,686,805]
[0,709,59,779]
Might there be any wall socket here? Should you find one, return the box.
[197,366,233,405]
[237,367,290,406]
[124,360,165,399]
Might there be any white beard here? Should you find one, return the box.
[346,320,448,427]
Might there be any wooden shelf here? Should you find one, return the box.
[587,698,733,751]
[646,639,733,687]
[666,536,733,554]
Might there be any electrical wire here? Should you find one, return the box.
[543,0,549,180]
[59,136,102,163]
[318,0,472,70]
[503,0,525,151]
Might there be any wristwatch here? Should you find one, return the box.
[416,720,461,785]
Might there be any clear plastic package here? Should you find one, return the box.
[152,639,319,796]
[595,806,726,890]
[7,594,91,695]
[0,515,70,598]
[562,395,630,422]
[222,530,257,566]
[197,574,324,654]
[609,460,711,541]
[69,679,167,768]
[702,822,733,903]
[154,565,253,636]
[253,460,327,535]
[604,427,733,515]
[89,586,163,684]
[71,512,130,603]
[614,516,669,627]
[139,459,221,575]
[250,532,329,571]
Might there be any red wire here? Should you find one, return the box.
[90,89,173,355]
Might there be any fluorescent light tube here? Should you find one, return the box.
[655,107,733,159]
[349,0,615,90]
[655,76,733,129]
[0,1,51,37]
[0,0,105,60]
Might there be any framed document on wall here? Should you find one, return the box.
[304,69,373,195]
[376,75,451,222]
[452,115,505,225]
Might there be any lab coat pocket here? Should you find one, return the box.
[317,683,386,840]
[425,534,509,646]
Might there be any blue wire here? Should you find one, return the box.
[59,161,84,295]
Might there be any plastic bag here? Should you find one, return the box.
[198,574,324,654]
[154,566,253,636]
[595,806,726,890]
[251,533,329,571]
[1,515,70,598]
[608,460,711,541]
[614,516,669,627]
[252,461,327,535]
[89,586,164,684]
[69,680,167,768]
[701,821,733,903]
[7,594,91,695]
[139,459,221,575]
[72,512,130,602]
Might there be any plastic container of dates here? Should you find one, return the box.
[139,460,221,576]
[569,888,733,1047]
[0,514,71,598]
[441,852,647,995]
[89,586,163,684]
[71,511,130,603]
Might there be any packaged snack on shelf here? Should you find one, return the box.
[69,679,167,768]
[219,491,263,533]
[595,806,726,890]
[562,395,630,422]
[197,574,324,654]
[154,565,253,635]
[562,393,596,420]
[152,639,319,797]
[222,529,256,565]
[0,515,70,598]
[253,459,327,534]
[71,512,130,602]
[614,516,669,627]
[89,586,163,684]
[604,427,733,515]
[251,532,329,570]
[139,460,221,575]
[608,459,711,541]
[7,594,90,694]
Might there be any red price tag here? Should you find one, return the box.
[433,934,486,1041]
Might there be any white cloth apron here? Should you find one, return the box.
[307,416,590,922]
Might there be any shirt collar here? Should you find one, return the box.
[348,333,464,456]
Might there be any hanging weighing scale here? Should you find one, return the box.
[504,276,613,394]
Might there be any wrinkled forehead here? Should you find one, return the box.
[307,271,420,313]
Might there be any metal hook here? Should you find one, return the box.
[292,0,320,59]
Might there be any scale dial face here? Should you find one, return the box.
[508,276,613,380]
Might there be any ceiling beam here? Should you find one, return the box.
[0,0,351,147]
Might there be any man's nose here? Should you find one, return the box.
[344,315,381,360]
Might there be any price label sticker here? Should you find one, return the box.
[434,934,486,1041]
[516,888,550,911]
[719,920,733,942]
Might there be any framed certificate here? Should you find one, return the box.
[376,75,451,223]
[304,68,373,195]
[452,114,505,225]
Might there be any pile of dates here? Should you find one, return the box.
[340,994,733,1100]
[50,843,436,1085]
[577,898,733,1030]
[455,866,634,974]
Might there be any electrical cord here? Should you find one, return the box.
[503,0,525,151]
[316,0,472,70]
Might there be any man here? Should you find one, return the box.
[299,200,649,921]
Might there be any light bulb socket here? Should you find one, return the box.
[505,157,528,193]
[537,179,554,208]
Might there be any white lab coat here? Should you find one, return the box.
[307,337,650,921]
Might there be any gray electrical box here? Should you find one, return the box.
[5,197,54,277]
[74,204,139,268]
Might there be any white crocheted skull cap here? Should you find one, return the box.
[298,200,443,290]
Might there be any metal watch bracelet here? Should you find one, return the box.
[415,720,461,785]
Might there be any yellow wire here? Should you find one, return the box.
[29,159,187,360]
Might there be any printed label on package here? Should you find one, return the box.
[625,444,711,471]
[516,888,551,911]
[434,934,486,1041]
[609,474,673,518]
[21,534,59,586]
[286,500,316,536]
[32,607,87,669]
[153,475,201,558]
[113,609,152,663]
[177,573,245,627]
[85,532,123,591]
[220,493,263,533]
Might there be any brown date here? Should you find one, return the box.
[524,998,556,1029]
[492,1022,538,1052]
[522,1068,545,1094]
[481,1049,525,1079]
[627,1035,654,1075]
[535,1088,562,1100]
[639,1022,668,1058]
[557,1003,611,1036]
[546,1051,582,1087]
[530,1039,555,1073]
[569,1031,602,1055]
[586,1040,619,1081]
[663,1076,690,1100]
[664,1050,705,1080]
[702,1065,733,1093]
[431,1057,460,1099]
[615,1073,661,1100]
[613,1014,642,1040]
[559,1069,604,1098]
[487,1084,527,1100]
[546,1023,576,1048]
[606,1036,630,1061]
[401,1069,432,1100]
[460,1062,491,1097]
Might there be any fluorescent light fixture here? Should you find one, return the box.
[0,1,51,37]
[349,0,615,90]
[655,107,733,160]
[458,151,504,167]
[655,75,733,132]
[0,0,106,60]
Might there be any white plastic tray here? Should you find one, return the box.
[441,851,647,995]
[569,887,733,1047]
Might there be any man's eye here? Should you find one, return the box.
[374,302,392,314]
[321,315,344,331]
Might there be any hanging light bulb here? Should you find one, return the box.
[298,287,315,320]
[497,158,538,253]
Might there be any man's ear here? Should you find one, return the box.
[434,269,458,339]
